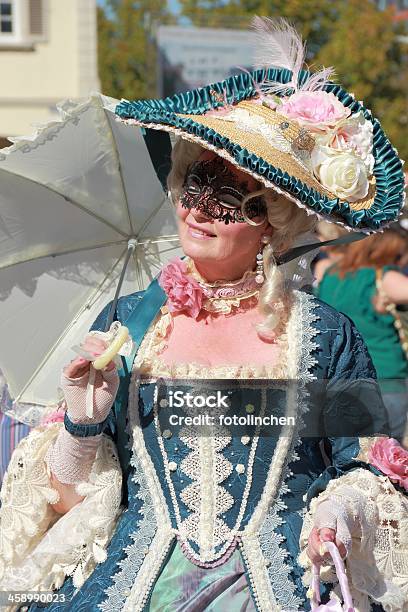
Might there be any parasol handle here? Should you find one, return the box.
[93,325,130,370]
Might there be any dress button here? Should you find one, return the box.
[236,463,245,474]
[241,435,250,445]
[159,398,168,408]
[245,403,255,414]
[168,461,177,471]
[162,429,172,439]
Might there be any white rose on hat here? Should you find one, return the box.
[311,145,369,202]
[315,111,375,173]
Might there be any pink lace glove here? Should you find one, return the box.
[307,497,355,565]
[46,335,119,486]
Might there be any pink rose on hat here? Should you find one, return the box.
[279,90,351,132]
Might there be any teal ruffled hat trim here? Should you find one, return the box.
[115,68,405,231]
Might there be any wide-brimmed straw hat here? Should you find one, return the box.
[115,18,405,233]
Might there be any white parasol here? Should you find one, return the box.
[0,93,181,424]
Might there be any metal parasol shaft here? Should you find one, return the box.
[106,238,137,330]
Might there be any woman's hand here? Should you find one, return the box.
[307,498,351,565]
[307,526,347,565]
[63,336,116,379]
[61,335,119,424]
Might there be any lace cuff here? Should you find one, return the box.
[299,468,408,611]
[45,426,103,484]
[0,423,122,599]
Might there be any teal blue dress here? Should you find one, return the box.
[26,280,388,612]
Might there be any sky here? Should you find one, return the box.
[97,0,181,14]
[168,0,181,12]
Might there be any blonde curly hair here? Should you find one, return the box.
[167,138,316,338]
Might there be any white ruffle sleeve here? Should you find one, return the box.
[298,466,408,612]
[0,422,122,602]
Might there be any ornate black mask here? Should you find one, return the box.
[180,157,266,225]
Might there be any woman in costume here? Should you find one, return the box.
[1,18,407,612]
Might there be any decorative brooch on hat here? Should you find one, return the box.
[116,17,405,233]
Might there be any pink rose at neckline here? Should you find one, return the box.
[279,91,351,132]
[159,257,204,320]
[368,437,408,491]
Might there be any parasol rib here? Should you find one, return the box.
[134,193,168,239]
[0,166,129,238]
[0,235,180,272]
[105,121,135,237]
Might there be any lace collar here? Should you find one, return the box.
[159,256,262,317]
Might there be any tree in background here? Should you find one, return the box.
[178,0,339,51]
[98,0,173,100]
[311,0,407,157]
[98,0,407,159]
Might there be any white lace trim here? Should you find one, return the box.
[99,363,174,611]
[0,427,60,571]
[299,467,408,612]
[242,290,320,611]
[137,307,289,380]
[98,456,169,612]
[239,536,280,611]
[0,423,122,595]
[122,529,174,612]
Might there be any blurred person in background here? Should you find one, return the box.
[313,221,348,285]
[315,227,408,439]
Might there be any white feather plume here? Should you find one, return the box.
[300,65,336,92]
[252,17,306,90]
[251,16,336,95]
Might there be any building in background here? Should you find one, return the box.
[375,0,408,23]
[0,0,99,145]
[157,25,257,97]
[376,0,408,10]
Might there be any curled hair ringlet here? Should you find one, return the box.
[168,137,316,338]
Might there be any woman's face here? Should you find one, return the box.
[175,150,273,281]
